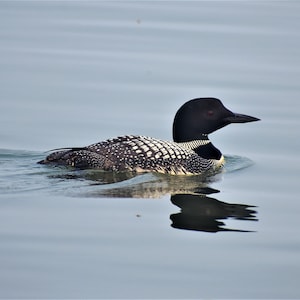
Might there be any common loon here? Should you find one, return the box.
[38,98,259,175]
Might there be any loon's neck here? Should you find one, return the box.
[193,142,222,160]
[173,131,209,143]
[176,137,210,149]
[177,138,222,160]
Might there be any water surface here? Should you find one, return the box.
[1,1,300,299]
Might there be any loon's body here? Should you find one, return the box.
[39,98,259,175]
[42,135,223,175]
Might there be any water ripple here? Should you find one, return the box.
[0,149,255,197]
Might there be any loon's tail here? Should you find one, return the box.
[38,148,86,165]
[38,147,116,170]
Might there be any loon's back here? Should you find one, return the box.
[38,98,259,175]
[40,135,224,175]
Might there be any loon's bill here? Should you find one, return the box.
[38,97,260,175]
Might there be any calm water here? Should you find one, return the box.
[1,1,300,299]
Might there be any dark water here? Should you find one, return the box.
[1,1,300,298]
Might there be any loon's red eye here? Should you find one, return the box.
[207,110,214,116]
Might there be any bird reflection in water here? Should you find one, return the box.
[170,192,257,233]
[48,170,258,233]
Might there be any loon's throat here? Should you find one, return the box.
[195,143,222,160]
[177,139,210,150]
[178,139,222,160]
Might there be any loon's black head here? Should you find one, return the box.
[173,97,260,142]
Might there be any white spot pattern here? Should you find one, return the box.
[44,135,224,175]
[83,135,223,174]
